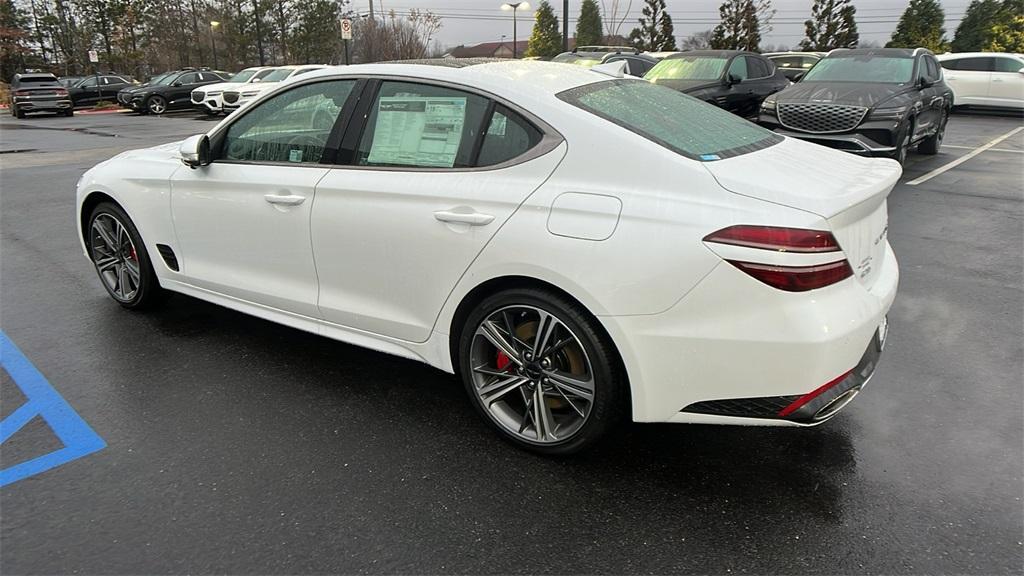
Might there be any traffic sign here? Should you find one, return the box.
[341,18,353,40]
[88,50,99,63]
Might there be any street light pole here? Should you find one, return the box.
[562,0,568,52]
[500,2,529,59]
[209,21,220,69]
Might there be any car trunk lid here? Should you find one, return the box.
[702,137,899,289]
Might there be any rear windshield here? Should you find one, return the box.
[260,68,293,82]
[558,79,781,161]
[645,56,727,81]
[803,55,915,84]
[552,54,602,67]
[18,75,58,84]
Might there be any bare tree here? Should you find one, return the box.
[353,9,440,63]
[680,29,712,50]
[599,0,632,41]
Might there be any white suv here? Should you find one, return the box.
[937,52,1024,109]
[221,65,328,113]
[191,67,277,116]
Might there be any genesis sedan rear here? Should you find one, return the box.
[75,61,898,454]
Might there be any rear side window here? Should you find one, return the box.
[747,56,771,78]
[177,73,199,84]
[994,57,1024,72]
[942,57,994,72]
[477,106,543,167]
[355,81,490,168]
[559,79,781,161]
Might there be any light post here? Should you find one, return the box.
[209,21,220,69]
[500,2,529,59]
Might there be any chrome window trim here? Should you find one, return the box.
[207,72,566,173]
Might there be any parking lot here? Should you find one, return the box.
[1,108,1022,574]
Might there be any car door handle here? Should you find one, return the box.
[434,210,494,226]
[264,194,306,206]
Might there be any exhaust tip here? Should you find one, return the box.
[813,387,861,422]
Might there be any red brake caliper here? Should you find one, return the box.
[496,351,511,371]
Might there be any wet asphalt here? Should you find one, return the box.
[0,109,1022,574]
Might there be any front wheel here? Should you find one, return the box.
[146,95,167,115]
[88,202,165,309]
[457,288,627,455]
[891,120,913,165]
[917,109,947,155]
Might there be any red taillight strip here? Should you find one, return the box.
[727,259,853,292]
[704,225,843,253]
[778,369,854,417]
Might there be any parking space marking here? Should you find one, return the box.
[0,331,106,487]
[942,145,1024,154]
[907,126,1024,186]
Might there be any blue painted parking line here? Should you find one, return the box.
[0,331,105,487]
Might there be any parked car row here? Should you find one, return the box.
[116,68,231,114]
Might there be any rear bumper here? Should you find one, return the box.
[13,98,72,112]
[602,241,898,424]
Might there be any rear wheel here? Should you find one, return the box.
[87,202,165,309]
[918,109,947,155]
[62,109,74,117]
[457,288,627,455]
[14,106,25,119]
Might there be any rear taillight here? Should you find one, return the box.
[704,225,841,253]
[705,225,853,291]
[727,260,853,292]
[14,90,29,96]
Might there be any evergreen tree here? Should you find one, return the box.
[951,0,1001,52]
[711,0,772,51]
[575,0,602,47]
[800,0,858,50]
[628,0,677,51]
[525,0,561,58]
[986,14,1024,51]
[886,0,948,52]
[0,0,29,79]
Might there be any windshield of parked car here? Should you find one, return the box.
[645,56,728,81]
[802,55,915,83]
[552,53,603,67]
[559,79,781,161]
[229,69,259,83]
[260,68,293,82]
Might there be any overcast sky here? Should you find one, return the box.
[363,0,970,50]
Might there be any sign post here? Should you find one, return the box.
[341,18,352,65]
[88,50,100,100]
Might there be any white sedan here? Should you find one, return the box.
[937,52,1024,109]
[76,61,899,454]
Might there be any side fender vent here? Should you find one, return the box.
[156,244,180,272]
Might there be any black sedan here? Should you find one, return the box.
[8,73,73,118]
[644,50,790,118]
[67,74,134,107]
[757,48,953,164]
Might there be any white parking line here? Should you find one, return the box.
[906,126,1024,186]
[942,144,1024,154]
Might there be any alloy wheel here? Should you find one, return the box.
[469,305,595,444]
[148,96,166,114]
[90,213,141,302]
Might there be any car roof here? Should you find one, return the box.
[764,52,825,57]
[15,73,58,80]
[664,50,759,59]
[827,47,923,58]
[937,51,1023,59]
[298,60,610,100]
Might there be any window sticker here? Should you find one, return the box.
[366,96,467,167]
[288,149,303,162]
[487,113,507,137]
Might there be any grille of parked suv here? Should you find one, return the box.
[223,92,239,104]
[191,90,205,102]
[778,103,868,134]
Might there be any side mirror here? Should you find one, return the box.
[172,82,182,87]
[919,77,934,88]
[179,134,211,168]
[1018,67,1024,75]
[725,73,741,86]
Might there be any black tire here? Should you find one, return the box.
[63,109,74,117]
[87,202,165,310]
[917,109,947,155]
[146,95,167,115]
[14,107,25,119]
[457,287,627,455]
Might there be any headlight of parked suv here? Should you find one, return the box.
[761,99,777,112]
[870,106,907,121]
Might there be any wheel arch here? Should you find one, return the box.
[447,274,633,418]
[79,191,121,246]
